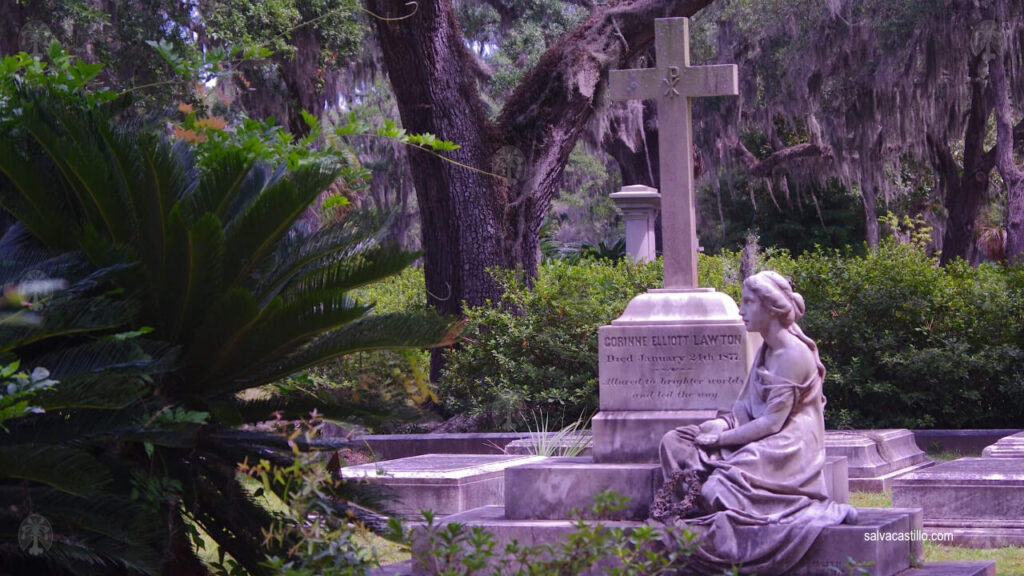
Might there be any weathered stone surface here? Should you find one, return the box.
[592,409,714,463]
[354,432,529,460]
[411,506,933,576]
[826,429,934,491]
[598,319,747,412]
[981,430,1024,458]
[340,454,545,519]
[913,429,1019,455]
[825,455,850,504]
[898,563,995,576]
[504,457,661,520]
[610,185,660,263]
[892,457,1024,547]
[609,18,737,290]
[594,289,749,463]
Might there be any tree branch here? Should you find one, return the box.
[496,0,717,209]
[730,139,830,179]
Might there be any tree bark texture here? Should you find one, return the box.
[934,53,995,265]
[991,39,1024,263]
[367,0,715,379]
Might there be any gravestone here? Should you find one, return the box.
[341,454,545,519]
[893,457,1024,548]
[593,17,748,463]
[609,185,661,263]
[981,430,1024,457]
[826,429,933,491]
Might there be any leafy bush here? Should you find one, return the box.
[438,242,1024,431]
[439,259,662,429]
[410,491,700,576]
[773,243,1024,429]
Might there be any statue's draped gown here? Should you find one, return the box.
[660,336,855,574]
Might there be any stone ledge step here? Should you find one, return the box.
[370,560,996,576]
[916,524,1024,549]
[893,456,1024,548]
[850,460,936,492]
[411,506,927,576]
[898,562,995,576]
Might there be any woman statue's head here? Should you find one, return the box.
[741,271,805,329]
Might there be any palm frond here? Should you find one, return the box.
[160,210,225,339]
[0,487,163,574]
[179,288,260,384]
[17,96,132,243]
[280,245,420,305]
[248,312,462,385]
[0,445,111,496]
[0,294,135,351]
[0,135,80,250]
[209,395,393,427]
[223,161,340,287]
[253,218,379,303]
[199,294,371,389]
[183,147,253,223]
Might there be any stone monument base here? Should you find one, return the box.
[826,429,934,491]
[981,431,1024,458]
[408,506,994,576]
[592,409,715,463]
[893,457,1024,548]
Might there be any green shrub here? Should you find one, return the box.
[778,243,1024,429]
[438,242,1024,430]
[439,259,662,429]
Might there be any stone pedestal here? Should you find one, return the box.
[340,454,545,519]
[826,429,934,491]
[610,185,660,263]
[981,431,1024,458]
[595,288,750,462]
[892,457,1024,548]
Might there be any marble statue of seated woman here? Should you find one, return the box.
[655,271,857,574]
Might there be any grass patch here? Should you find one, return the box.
[850,490,892,508]
[925,543,1024,574]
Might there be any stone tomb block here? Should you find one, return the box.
[826,429,933,491]
[981,430,1024,458]
[892,457,1024,548]
[340,454,545,519]
[598,324,746,412]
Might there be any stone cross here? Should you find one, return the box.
[610,18,738,289]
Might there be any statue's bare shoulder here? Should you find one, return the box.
[766,333,816,386]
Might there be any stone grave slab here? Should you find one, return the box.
[981,430,1024,458]
[826,429,934,491]
[340,454,545,519]
[504,457,661,520]
[409,506,947,576]
[892,457,1024,547]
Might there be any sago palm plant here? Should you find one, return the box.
[0,91,459,575]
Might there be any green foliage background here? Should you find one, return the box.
[380,244,1024,430]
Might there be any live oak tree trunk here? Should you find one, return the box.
[991,37,1024,263]
[933,53,996,266]
[367,0,716,381]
